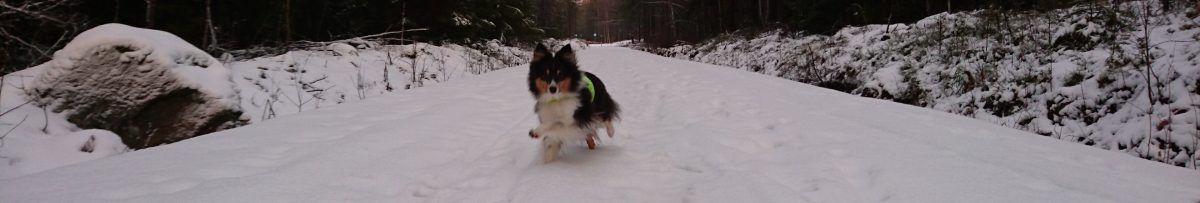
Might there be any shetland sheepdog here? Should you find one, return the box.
[526,43,620,163]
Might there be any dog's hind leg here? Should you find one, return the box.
[604,121,616,138]
[586,134,597,150]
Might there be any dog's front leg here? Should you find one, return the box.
[529,122,561,138]
[542,136,563,163]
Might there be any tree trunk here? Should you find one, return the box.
[886,0,893,33]
[144,0,154,28]
[569,3,577,37]
[283,0,291,42]
[1141,0,1157,159]
[400,2,406,44]
[203,0,217,51]
[114,0,120,22]
[717,0,724,33]
[668,0,677,43]
[757,0,766,26]
[925,0,931,15]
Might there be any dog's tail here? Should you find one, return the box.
[604,120,616,138]
[601,102,620,121]
[601,100,620,137]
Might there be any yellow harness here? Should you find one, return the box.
[581,72,596,103]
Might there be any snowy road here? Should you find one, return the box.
[3,47,1199,202]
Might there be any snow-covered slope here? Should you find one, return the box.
[3,47,1198,202]
[656,4,1200,168]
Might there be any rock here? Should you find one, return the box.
[73,129,127,154]
[27,23,248,149]
[327,42,359,56]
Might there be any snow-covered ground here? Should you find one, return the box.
[229,38,586,122]
[226,40,537,122]
[656,2,1200,168]
[3,47,1197,202]
[0,23,573,179]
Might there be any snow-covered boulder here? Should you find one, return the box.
[27,23,247,149]
[326,42,358,56]
[541,38,589,51]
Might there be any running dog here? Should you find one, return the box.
[526,43,620,163]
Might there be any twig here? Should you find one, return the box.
[346,28,430,41]
[0,100,32,118]
[1152,39,1198,47]
[289,29,429,48]
[0,27,49,57]
[0,115,29,148]
[1136,0,1156,159]
[0,76,5,112]
[0,1,69,25]
[40,106,48,133]
[1191,91,1200,169]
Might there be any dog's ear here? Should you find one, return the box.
[532,43,551,63]
[556,45,576,65]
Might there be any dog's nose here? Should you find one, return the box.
[548,86,558,93]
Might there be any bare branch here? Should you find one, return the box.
[344,28,430,41]
[1153,39,1198,47]
[640,1,688,10]
[0,100,32,118]
[0,1,69,25]
[0,27,50,57]
[0,115,29,148]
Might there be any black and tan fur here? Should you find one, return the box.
[526,43,620,163]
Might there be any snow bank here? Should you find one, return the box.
[2,47,1198,202]
[0,23,248,179]
[594,40,635,47]
[0,25,558,180]
[657,3,1200,168]
[0,129,126,178]
[542,38,589,51]
[229,39,532,122]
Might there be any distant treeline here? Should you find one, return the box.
[1,0,582,73]
[3,0,1190,73]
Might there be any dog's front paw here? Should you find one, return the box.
[528,130,540,138]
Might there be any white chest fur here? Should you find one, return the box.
[536,96,581,126]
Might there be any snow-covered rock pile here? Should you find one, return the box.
[0,23,247,178]
[27,24,248,150]
[656,2,1200,168]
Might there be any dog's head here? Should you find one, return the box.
[528,43,582,100]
